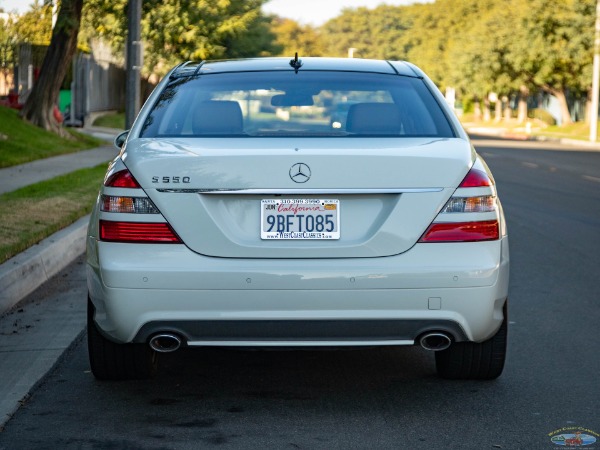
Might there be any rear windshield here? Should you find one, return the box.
[140,71,455,138]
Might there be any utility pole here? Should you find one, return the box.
[589,0,600,142]
[125,0,142,130]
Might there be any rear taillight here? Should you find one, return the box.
[100,168,177,243]
[459,169,493,187]
[104,169,141,188]
[100,220,181,243]
[419,220,499,242]
[420,166,500,243]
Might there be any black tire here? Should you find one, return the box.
[435,301,508,380]
[87,297,158,380]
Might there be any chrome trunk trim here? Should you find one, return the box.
[156,188,443,194]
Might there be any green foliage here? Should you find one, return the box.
[462,97,474,114]
[321,5,414,59]
[0,15,16,71]
[83,0,279,77]
[11,0,592,127]
[0,1,52,80]
[271,18,323,57]
[0,106,102,168]
[92,112,125,129]
[528,108,556,126]
[225,14,282,58]
[318,0,596,125]
[12,0,52,45]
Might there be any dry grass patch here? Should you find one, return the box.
[0,164,107,264]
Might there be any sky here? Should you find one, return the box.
[2,0,424,26]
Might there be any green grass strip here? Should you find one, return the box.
[0,106,104,168]
[92,112,126,129]
[0,163,107,264]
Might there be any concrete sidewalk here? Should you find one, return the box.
[0,254,87,429]
[0,145,117,195]
[0,126,122,195]
[0,126,122,429]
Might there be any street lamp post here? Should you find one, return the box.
[125,0,142,130]
[589,0,600,142]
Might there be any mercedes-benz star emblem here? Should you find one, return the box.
[289,163,311,183]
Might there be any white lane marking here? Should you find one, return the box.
[521,162,539,168]
[582,175,600,183]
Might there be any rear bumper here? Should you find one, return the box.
[87,237,509,345]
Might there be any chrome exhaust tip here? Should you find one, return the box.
[149,333,182,353]
[419,332,452,351]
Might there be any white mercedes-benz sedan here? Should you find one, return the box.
[86,57,509,380]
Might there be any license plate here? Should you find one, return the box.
[261,199,340,240]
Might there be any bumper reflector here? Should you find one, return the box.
[100,220,181,243]
[419,220,499,243]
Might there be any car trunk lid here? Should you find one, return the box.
[123,137,473,258]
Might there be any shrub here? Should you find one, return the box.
[528,108,556,126]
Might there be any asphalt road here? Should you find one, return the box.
[0,138,599,450]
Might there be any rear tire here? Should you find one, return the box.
[435,301,508,380]
[87,297,157,380]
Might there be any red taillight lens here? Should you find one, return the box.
[459,169,493,187]
[419,220,499,243]
[100,220,181,243]
[104,170,141,188]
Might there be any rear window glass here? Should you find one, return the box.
[140,71,455,138]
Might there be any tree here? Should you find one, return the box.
[271,18,324,57]
[508,0,595,125]
[20,0,83,135]
[12,0,53,45]
[224,14,282,58]
[84,0,278,78]
[321,5,413,59]
[438,0,524,120]
[0,14,17,89]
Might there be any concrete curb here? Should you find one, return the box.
[0,215,89,317]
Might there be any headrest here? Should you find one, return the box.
[346,103,401,134]
[192,100,243,134]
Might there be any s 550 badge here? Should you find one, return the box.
[152,176,191,184]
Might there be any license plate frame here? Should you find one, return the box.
[260,199,340,240]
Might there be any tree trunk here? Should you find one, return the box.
[517,85,529,123]
[483,98,491,122]
[20,0,83,136]
[548,88,572,126]
[503,96,511,122]
[474,99,482,121]
[494,100,502,122]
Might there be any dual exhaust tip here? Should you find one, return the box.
[149,331,453,352]
[419,332,452,351]
[149,333,182,353]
